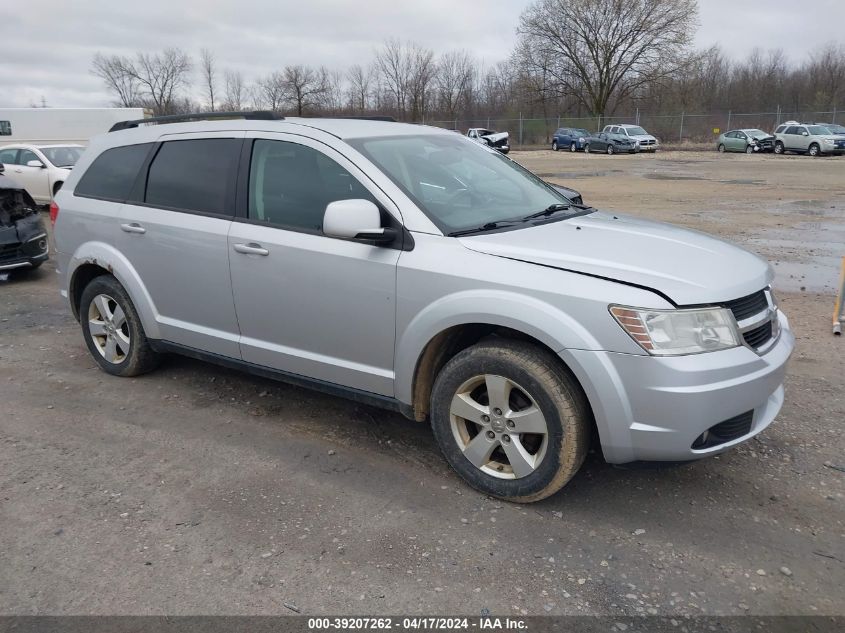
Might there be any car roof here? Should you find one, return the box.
[0,143,85,150]
[101,118,453,145]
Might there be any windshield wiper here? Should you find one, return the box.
[521,203,571,222]
[447,221,519,237]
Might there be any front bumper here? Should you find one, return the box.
[562,310,794,464]
[0,232,49,271]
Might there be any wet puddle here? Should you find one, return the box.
[739,221,845,293]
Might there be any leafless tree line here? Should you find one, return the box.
[91,0,845,128]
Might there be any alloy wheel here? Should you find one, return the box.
[449,374,549,479]
[88,293,130,364]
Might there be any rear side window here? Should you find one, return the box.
[0,148,18,163]
[248,139,376,232]
[145,139,241,215]
[785,126,799,135]
[75,143,152,200]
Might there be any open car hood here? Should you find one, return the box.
[458,212,772,305]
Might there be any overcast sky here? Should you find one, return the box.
[1,0,843,108]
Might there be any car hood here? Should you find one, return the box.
[458,211,772,305]
[480,131,509,143]
[750,134,775,141]
[628,134,657,142]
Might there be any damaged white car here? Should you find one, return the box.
[467,128,510,154]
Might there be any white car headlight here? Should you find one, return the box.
[610,306,740,355]
[823,138,834,145]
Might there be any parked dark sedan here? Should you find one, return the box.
[584,132,639,154]
[551,127,591,152]
[0,164,49,277]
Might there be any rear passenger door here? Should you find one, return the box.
[119,132,244,358]
[227,133,401,396]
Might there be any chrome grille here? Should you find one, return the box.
[723,289,777,352]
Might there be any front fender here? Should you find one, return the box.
[394,289,604,404]
[67,241,161,340]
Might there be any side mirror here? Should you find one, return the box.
[323,199,397,244]
[26,160,45,168]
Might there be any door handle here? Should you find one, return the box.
[120,222,146,234]
[233,242,269,256]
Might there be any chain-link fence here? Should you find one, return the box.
[424,109,844,146]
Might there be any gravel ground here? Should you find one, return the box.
[0,151,843,616]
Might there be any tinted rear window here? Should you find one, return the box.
[75,143,153,201]
[145,139,241,215]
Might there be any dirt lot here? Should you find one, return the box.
[1,151,843,617]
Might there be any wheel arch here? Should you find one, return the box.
[66,242,161,339]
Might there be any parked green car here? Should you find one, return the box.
[717,129,776,154]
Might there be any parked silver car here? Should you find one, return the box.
[773,122,845,156]
[53,113,793,502]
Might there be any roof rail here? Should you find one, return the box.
[308,115,397,122]
[109,111,283,132]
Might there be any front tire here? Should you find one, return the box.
[774,142,784,155]
[430,339,590,502]
[718,144,726,153]
[584,144,590,154]
[570,142,577,152]
[606,144,614,155]
[808,143,820,157]
[552,141,559,151]
[79,275,160,377]
[745,144,754,154]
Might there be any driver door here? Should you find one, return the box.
[227,133,402,396]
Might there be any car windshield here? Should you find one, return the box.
[624,126,648,136]
[573,129,590,136]
[825,124,845,134]
[808,125,831,135]
[40,146,84,167]
[348,134,581,234]
[745,129,768,137]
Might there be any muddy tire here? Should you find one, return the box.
[430,339,590,502]
[79,275,160,377]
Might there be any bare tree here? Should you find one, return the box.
[375,38,412,119]
[435,50,475,121]
[347,64,373,113]
[408,44,436,121]
[223,70,246,110]
[91,53,142,107]
[319,67,345,113]
[257,71,287,112]
[517,0,699,120]
[282,65,325,115]
[200,49,217,111]
[123,48,193,115]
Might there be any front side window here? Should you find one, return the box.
[807,125,830,135]
[348,133,579,234]
[18,149,39,165]
[40,146,84,168]
[248,139,376,232]
[145,138,241,214]
[75,143,153,201]
[0,121,11,136]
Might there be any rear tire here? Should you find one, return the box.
[79,275,160,377]
[430,339,590,502]
[584,144,590,154]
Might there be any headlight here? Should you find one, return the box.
[579,137,585,143]
[610,306,740,355]
[823,138,834,145]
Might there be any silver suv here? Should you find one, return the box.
[773,122,845,156]
[53,113,794,502]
